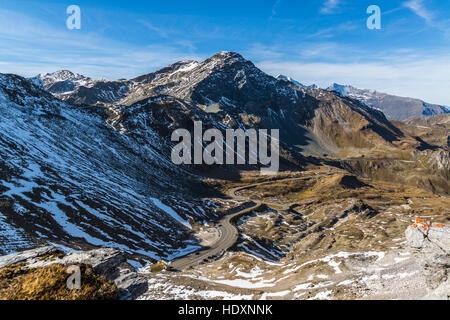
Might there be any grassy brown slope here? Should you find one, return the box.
[395,114,449,148]
[0,263,118,300]
[215,169,448,259]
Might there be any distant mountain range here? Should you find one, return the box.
[327,83,449,121]
[276,75,319,90]
[30,70,128,106]
[277,75,449,121]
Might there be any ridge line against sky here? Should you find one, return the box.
[1,0,450,105]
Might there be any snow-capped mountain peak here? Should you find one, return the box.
[40,70,85,82]
[276,75,320,90]
[276,75,304,88]
[29,70,96,96]
[327,83,376,97]
[212,51,246,61]
[27,52,450,121]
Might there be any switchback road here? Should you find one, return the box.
[170,174,325,270]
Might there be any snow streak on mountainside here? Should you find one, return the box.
[0,74,216,258]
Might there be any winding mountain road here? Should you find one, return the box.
[170,174,325,270]
[170,200,262,270]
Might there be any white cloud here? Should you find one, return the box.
[0,9,201,80]
[403,0,450,39]
[270,0,282,20]
[403,0,434,24]
[1,6,449,107]
[245,43,285,60]
[320,0,341,14]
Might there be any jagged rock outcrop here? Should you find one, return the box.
[0,246,58,268]
[425,150,450,172]
[406,219,450,300]
[406,219,450,253]
[0,247,148,299]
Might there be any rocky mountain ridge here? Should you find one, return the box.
[29,52,432,159]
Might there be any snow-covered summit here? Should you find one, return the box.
[276,75,304,88]
[29,70,96,96]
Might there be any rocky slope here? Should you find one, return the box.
[2,217,447,300]
[397,114,450,148]
[405,220,449,299]
[0,246,148,300]
[0,73,219,260]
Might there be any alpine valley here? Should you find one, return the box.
[1,52,449,300]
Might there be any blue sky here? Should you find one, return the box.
[1,0,450,105]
